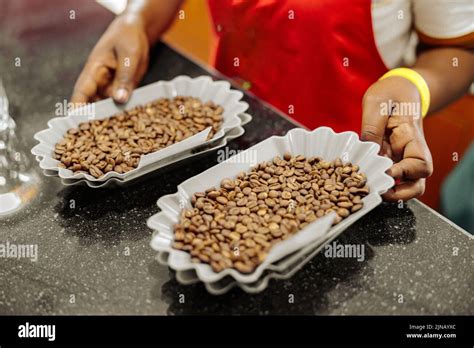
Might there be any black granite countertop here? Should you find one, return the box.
[0,2,472,315]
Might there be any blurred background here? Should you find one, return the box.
[0,0,472,231]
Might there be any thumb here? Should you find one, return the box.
[360,92,389,148]
[112,50,140,104]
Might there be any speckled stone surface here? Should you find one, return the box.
[0,3,472,315]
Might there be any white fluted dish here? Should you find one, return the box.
[148,127,394,293]
[31,76,249,182]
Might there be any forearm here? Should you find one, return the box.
[122,0,184,45]
[412,47,474,114]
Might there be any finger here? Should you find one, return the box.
[387,157,433,181]
[361,93,389,148]
[112,49,141,104]
[387,122,412,161]
[382,179,425,202]
[94,66,114,97]
[388,126,433,180]
[101,60,146,99]
[71,73,98,104]
[388,121,427,162]
[71,64,112,104]
[137,49,150,83]
[100,84,114,99]
[380,137,393,159]
[70,90,90,105]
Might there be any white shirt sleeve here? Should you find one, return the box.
[372,0,474,69]
[413,0,474,39]
[371,0,413,68]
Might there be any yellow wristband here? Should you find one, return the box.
[379,68,431,118]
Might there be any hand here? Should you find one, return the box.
[361,76,433,202]
[71,15,150,104]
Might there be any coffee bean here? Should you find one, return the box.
[236,198,248,207]
[221,179,235,190]
[265,224,278,234]
[174,154,369,274]
[229,232,241,241]
[236,225,248,233]
[229,207,241,215]
[89,165,103,178]
[216,196,228,205]
[337,208,350,218]
[242,187,252,195]
[256,226,270,234]
[337,201,353,208]
[320,161,331,169]
[269,190,280,198]
[271,229,283,238]
[207,191,220,199]
[234,261,254,273]
[56,96,223,177]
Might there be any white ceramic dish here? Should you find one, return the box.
[58,113,252,188]
[148,127,394,292]
[31,75,249,182]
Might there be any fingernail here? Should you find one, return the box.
[114,88,128,103]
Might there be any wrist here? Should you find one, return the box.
[118,11,145,26]
[116,11,155,44]
[379,68,431,118]
[370,76,422,122]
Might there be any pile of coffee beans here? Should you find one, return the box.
[54,96,224,178]
[173,153,369,273]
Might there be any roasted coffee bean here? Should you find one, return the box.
[89,165,103,178]
[56,96,223,178]
[234,261,254,273]
[337,208,350,218]
[173,154,369,274]
[337,201,353,209]
[216,196,228,205]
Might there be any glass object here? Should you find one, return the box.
[0,79,40,216]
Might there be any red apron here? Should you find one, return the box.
[207,0,388,133]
